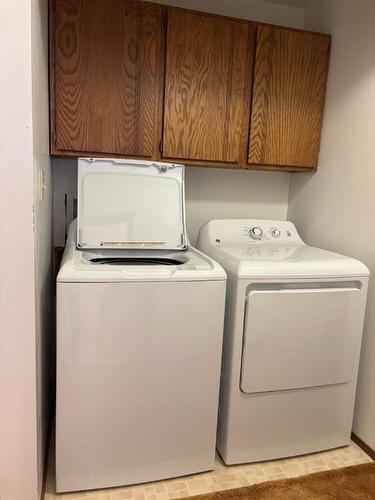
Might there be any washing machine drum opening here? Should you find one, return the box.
[89,257,185,266]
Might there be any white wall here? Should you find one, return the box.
[288,0,375,450]
[0,0,53,498]
[186,168,290,244]
[52,0,305,246]
[31,0,53,495]
[148,0,305,26]
[0,1,38,499]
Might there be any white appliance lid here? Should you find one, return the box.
[209,244,370,278]
[197,220,370,278]
[77,158,187,251]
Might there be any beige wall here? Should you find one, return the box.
[0,1,39,499]
[31,0,54,495]
[147,0,305,26]
[185,168,290,244]
[288,0,375,450]
[0,0,53,498]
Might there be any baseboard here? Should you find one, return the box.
[351,432,375,460]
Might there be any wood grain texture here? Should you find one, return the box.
[249,26,330,168]
[162,9,252,163]
[351,433,375,461]
[53,0,163,156]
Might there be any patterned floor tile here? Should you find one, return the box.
[44,441,372,499]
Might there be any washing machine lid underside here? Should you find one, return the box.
[210,244,369,278]
[77,158,187,251]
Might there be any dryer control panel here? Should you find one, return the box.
[197,219,304,247]
[243,222,300,243]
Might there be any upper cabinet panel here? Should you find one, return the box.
[162,9,254,164]
[248,26,330,169]
[52,0,163,157]
[50,1,330,171]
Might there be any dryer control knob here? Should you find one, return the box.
[272,229,281,238]
[249,227,263,240]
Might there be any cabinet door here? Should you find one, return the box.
[163,9,254,164]
[52,0,163,157]
[249,26,330,169]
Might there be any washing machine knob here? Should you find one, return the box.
[272,229,281,238]
[249,227,263,240]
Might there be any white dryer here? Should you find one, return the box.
[56,159,226,492]
[197,219,369,465]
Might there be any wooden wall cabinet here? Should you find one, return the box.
[50,0,330,172]
[248,26,330,170]
[162,9,255,165]
[51,0,164,157]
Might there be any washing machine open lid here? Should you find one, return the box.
[77,158,187,251]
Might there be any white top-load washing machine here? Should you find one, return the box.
[197,219,369,465]
[56,159,226,493]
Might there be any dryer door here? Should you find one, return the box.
[240,284,363,394]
